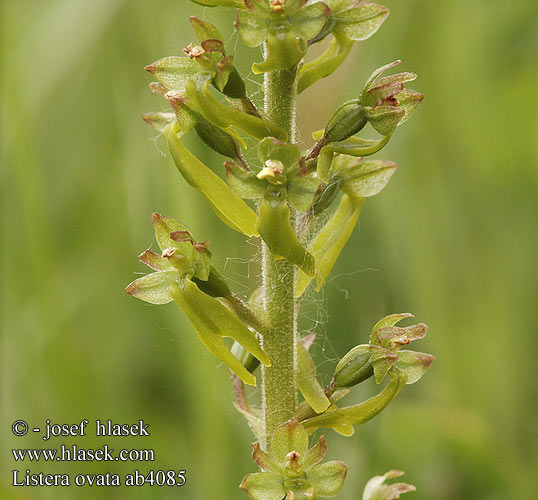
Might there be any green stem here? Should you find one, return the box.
[261,64,298,450]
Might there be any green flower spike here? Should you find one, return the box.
[236,0,331,74]
[298,1,390,93]
[126,213,270,386]
[240,418,347,499]
[362,470,416,500]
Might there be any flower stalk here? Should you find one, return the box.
[127,1,434,497]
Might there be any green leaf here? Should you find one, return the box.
[145,56,198,92]
[297,341,331,414]
[394,350,435,384]
[334,3,389,41]
[190,16,224,43]
[225,161,266,199]
[334,158,397,199]
[302,436,328,471]
[257,196,315,276]
[271,418,309,462]
[297,35,353,93]
[288,176,320,212]
[301,369,407,431]
[142,111,176,133]
[296,194,364,297]
[307,461,348,497]
[170,280,271,386]
[125,271,177,305]
[236,9,269,48]
[291,2,331,41]
[166,125,259,236]
[240,472,286,500]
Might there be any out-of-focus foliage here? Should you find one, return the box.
[1,1,537,499]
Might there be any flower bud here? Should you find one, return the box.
[333,345,374,388]
[359,60,423,134]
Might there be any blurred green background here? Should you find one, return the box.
[2,0,537,498]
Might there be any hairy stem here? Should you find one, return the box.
[260,65,298,450]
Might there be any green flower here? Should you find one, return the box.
[333,313,435,388]
[308,61,423,183]
[226,137,319,276]
[236,0,330,73]
[360,60,424,135]
[362,470,416,500]
[125,213,213,304]
[241,419,347,499]
[146,16,248,100]
[298,1,390,92]
[126,213,270,386]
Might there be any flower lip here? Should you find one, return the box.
[161,247,177,258]
[183,43,206,59]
